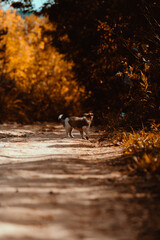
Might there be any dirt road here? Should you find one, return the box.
[0,123,159,240]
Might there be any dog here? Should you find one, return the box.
[58,113,93,139]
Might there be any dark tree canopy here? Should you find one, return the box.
[0,0,160,124]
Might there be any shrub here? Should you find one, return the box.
[122,128,160,175]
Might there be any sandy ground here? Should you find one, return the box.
[0,123,159,240]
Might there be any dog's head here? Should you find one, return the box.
[83,113,94,122]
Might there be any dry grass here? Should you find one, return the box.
[121,125,160,175]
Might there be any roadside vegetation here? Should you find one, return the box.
[122,125,160,175]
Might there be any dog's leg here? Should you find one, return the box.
[68,128,74,138]
[65,127,74,138]
[82,126,89,140]
[79,130,84,139]
[79,129,88,139]
[64,118,74,138]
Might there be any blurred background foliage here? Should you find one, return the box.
[0,0,159,124]
[0,8,84,122]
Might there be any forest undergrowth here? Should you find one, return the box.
[99,118,160,176]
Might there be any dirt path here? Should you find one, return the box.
[0,123,159,240]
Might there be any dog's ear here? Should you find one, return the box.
[84,113,94,119]
[89,113,94,120]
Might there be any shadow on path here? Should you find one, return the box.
[0,123,159,240]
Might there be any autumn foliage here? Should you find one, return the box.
[0,9,84,122]
[122,126,160,174]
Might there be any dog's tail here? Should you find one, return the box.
[58,114,66,126]
[58,114,64,121]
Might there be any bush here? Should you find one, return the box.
[122,128,160,175]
